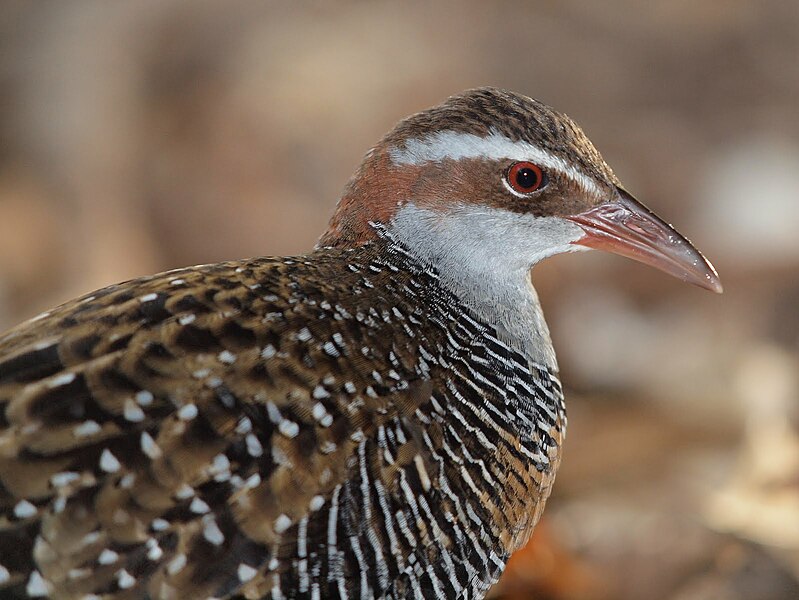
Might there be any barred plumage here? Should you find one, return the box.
[0,232,564,599]
[0,87,719,599]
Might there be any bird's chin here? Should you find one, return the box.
[565,188,723,293]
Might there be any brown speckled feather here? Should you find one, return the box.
[0,87,614,599]
[0,235,565,599]
[0,246,398,594]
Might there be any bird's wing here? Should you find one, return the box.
[0,254,443,599]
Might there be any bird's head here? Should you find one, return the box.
[320,87,721,293]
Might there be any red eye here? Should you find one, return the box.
[506,162,546,194]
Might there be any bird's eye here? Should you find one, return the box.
[506,162,547,195]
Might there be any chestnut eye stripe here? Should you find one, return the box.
[389,129,604,199]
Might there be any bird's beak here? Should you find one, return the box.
[565,188,723,293]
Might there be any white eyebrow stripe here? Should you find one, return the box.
[389,129,603,198]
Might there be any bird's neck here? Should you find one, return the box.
[385,202,559,370]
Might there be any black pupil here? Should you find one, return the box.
[515,167,539,189]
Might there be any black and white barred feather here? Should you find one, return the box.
[0,230,565,599]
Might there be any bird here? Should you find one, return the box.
[0,87,721,600]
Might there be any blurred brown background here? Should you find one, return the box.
[1,1,798,598]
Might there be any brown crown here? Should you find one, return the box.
[384,87,617,183]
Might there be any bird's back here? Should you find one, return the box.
[0,232,565,599]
